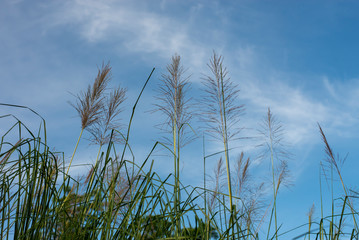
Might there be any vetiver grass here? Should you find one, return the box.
[0,56,358,239]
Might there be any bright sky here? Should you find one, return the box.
[1,0,359,238]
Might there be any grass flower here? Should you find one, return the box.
[153,54,193,236]
[200,51,244,218]
[257,107,291,240]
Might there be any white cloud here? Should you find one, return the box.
[48,0,208,69]
[216,46,359,149]
[224,74,356,163]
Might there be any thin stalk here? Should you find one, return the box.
[219,65,233,222]
[87,144,103,189]
[319,124,359,232]
[203,134,210,240]
[173,114,179,238]
[66,128,84,176]
[337,169,358,232]
[176,127,181,235]
[59,128,84,217]
[319,163,324,240]
[269,121,278,240]
[223,194,227,231]
[201,52,242,238]
[330,159,334,236]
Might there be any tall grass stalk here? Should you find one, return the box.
[318,124,359,235]
[258,108,290,240]
[203,134,211,240]
[201,52,243,224]
[319,162,324,240]
[153,54,193,237]
[307,204,315,240]
[67,63,112,176]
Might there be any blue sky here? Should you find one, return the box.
[1,0,359,238]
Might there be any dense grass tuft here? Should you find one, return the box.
[0,59,358,240]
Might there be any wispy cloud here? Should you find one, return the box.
[217,45,359,149]
[240,75,359,146]
[49,0,208,69]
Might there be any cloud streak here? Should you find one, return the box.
[49,0,208,69]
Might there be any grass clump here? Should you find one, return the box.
[0,55,358,240]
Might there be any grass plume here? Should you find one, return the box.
[153,54,193,237]
[67,63,112,175]
[200,51,244,221]
[257,107,291,240]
